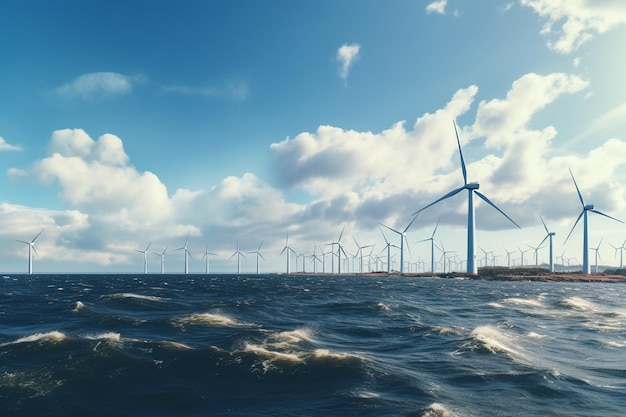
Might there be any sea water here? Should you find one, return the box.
[1,274,625,416]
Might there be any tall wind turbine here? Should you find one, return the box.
[327,226,347,274]
[247,241,265,274]
[353,236,373,273]
[538,212,556,272]
[565,169,623,274]
[280,231,296,274]
[418,218,440,273]
[135,242,152,274]
[174,233,192,274]
[413,121,521,275]
[17,229,44,274]
[230,241,245,274]
[380,229,398,274]
[153,247,168,274]
[379,215,418,274]
[201,242,216,274]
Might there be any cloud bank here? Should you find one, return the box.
[55,72,134,100]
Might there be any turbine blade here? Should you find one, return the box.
[403,213,419,233]
[380,229,390,245]
[474,191,521,229]
[338,226,345,243]
[378,222,401,235]
[569,169,585,207]
[32,246,39,258]
[412,187,465,216]
[538,211,549,234]
[590,209,624,224]
[564,211,584,245]
[453,120,467,185]
[431,218,440,238]
[32,228,44,243]
[538,234,549,248]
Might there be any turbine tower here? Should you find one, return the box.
[201,242,216,274]
[17,228,44,274]
[590,238,603,274]
[379,215,418,274]
[413,121,520,275]
[380,229,398,274]
[153,247,168,274]
[174,233,192,274]
[353,236,373,273]
[247,241,265,274]
[280,231,295,274]
[538,212,556,272]
[230,241,245,274]
[565,169,623,275]
[327,226,347,274]
[135,242,152,274]
[418,218,440,273]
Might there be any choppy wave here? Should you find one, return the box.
[102,292,168,302]
[2,331,67,346]
[173,312,245,327]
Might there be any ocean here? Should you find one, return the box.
[1,273,624,416]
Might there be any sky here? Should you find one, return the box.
[2,0,626,274]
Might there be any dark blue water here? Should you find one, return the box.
[1,274,625,416]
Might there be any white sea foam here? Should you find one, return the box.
[469,326,525,359]
[105,293,167,302]
[5,331,67,346]
[432,325,467,336]
[175,313,243,327]
[72,301,85,312]
[422,402,456,417]
[83,332,121,342]
[243,343,304,363]
[502,297,543,308]
[561,296,595,311]
[268,328,315,348]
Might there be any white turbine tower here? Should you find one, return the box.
[174,233,192,274]
[280,232,295,274]
[538,212,556,272]
[379,215,418,274]
[247,241,265,274]
[201,242,216,274]
[17,228,44,274]
[153,247,168,274]
[413,121,521,275]
[230,241,245,274]
[135,242,152,274]
[418,218,440,274]
[565,169,623,275]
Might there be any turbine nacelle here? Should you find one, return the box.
[584,204,594,210]
[466,182,479,190]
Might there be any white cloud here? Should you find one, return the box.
[336,43,361,82]
[55,72,133,100]
[162,79,249,101]
[521,0,626,53]
[426,0,447,15]
[0,137,23,151]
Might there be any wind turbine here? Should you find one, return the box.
[230,241,246,274]
[379,215,418,274]
[418,218,440,273]
[280,231,296,274]
[526,243,543,267]
[518,246,531,267]
[538,212,556,272]
[247,241,265,274]
[153,247,167,274]
[413,121,520,275]
[353,236,373,273]
[565,169,623,274]
[503,247,514,269]
[135,242,152,274]
[590,238,603,274]
[380,229,398,274]
[174,233,192,274]
[327,226,348,274]
[201,242,216,274]
[17,229,44,274]
[609,240,626,269]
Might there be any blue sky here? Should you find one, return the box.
[2,0,626,273]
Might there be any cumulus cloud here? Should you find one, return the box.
[55,72,134,100]
[521,0,626,53]
[0,136,23,151]
[336,43,361,82]
[426,0,447,15]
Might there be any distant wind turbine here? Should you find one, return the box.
[230,241,245,274]
[413,121,521,275]
[609,240,626,269]
[327,226,348,274]
[174,233,192,274]
[353,236,373,273]
[537,212,556,272]
[17,228,44,274]
[564,169,623,274]
[526,243,543,267]
[379,215,418,274]
[135,241,152,274]
[247,241,265,274]
[418,218,440,273]
[590,238,603,274]
[380,229,398,274]
[280,231,296,274]
[153,247,167,274]
[503,247,514,269]
[201,242,216,274]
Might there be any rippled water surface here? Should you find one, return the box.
[1,274,625,416]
